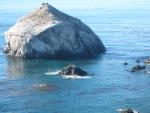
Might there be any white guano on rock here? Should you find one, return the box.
[3,3,106,59]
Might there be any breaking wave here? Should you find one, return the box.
[45,71,60,75]
[45,71,91,79]
[62,75,91,79]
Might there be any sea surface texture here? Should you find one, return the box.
[0,0,150,113]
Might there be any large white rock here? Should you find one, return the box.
[3,3,105,59]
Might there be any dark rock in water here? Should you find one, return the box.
[3,3,105,59]
[136,60,140,63]
[91,73,95,76]
[118,109,139,113]
[130,65,146,72]
[123,62,128,65]
[59,64,88,76]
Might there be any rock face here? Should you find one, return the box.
[59,64,88,76]
[3,3,105,59]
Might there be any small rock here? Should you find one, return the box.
[59,64,88,76]
[123,62,128,65]
[130,65,146,72]
[136,60,140,63]
[91,73,95,76]
[118,109,139,113]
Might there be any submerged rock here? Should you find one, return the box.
[118,109,139,113]
[33,83,56,91]
[130,65,146,72]
[59,64,88,76]
[3,3,105,59]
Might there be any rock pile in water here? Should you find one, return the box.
[59,64,88,76]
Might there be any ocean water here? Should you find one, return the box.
[0,0,150,113]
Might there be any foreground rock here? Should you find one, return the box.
[3,3,105,59]
[118,109,139,113]
[59,64,88,76]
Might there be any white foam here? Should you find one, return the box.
[45,71,92,79]
[117,109,139,113]
[45,71,60,75]
[0,76,7,80]
[62,75,91,79]
[146,71,150,74]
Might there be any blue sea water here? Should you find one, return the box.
[0,0,150,113]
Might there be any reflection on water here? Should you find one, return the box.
[5,57,54,78]
[6,57,26,78]
[5,56,100,79]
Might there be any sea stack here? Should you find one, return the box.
[3,3,105,59]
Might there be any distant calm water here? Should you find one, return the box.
[0,0,150,113]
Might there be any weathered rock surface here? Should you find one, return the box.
[3,3,105,59]
[123,61,128,65]
[59,64,88,76]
